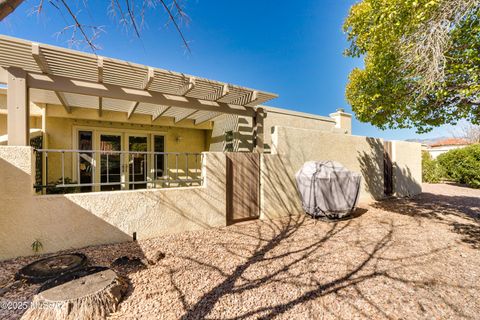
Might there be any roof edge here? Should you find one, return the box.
[261,105,336,123]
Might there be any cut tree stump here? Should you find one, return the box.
[21,267,128,320]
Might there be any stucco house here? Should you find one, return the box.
[423,138,471,159]
[0,35,421,260]
[0,35,352,194]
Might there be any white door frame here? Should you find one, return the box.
[125,132,149,189]
[95,131,124,192]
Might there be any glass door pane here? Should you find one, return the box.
[100,134,122,191]
[128,136,148,190]
[78,131,93,192]
[154,135,165,179]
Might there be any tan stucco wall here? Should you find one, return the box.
[209,107,340,152]
[0,147,227,260]
[0,114,5,135]
[260,126,385,219]
[0,114,42,136]
[391,140,422,197]
[264,109,339,150]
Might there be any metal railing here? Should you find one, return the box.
[33,149,204,194]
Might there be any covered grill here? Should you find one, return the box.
[295,161,362,219]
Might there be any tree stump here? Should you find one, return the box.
[21,268,128,320]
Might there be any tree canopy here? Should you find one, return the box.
[344,0,480,133]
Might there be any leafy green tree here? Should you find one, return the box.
[344,0,480,133]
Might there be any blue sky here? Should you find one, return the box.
[0,0,455,140]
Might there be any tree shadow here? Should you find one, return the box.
[158,210,477,319]
[372,190,480,249]
[357,137,385,201]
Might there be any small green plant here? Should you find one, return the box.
[422,151,443,183]
[31,239,43,254]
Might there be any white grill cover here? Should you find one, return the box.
[295,161,362,219]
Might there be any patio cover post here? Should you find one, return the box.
[253,107,265,153]
[7,67,29,146]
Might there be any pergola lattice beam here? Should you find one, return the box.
[127,102,140,119]
[97,57,103,116]
[32,43,71,113]
[215,84,229,101]
[128,68,158,119]
[195,112,221,126]
[177,77,195,96]
[152,106,171,121]
[174,110,198,123]
[143,67,155,90]
[26,72,257,117]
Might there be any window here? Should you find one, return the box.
[129,136,148,190]
[78,131,93,192]
[99,134,122,191]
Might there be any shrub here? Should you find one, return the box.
[422,151,442,183]
[437,144,480,188]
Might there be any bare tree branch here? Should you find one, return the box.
[1,0,192,53]
[125,0,141,37]
[401,0,480,94]
[451,122,480,142]
[158,0,191,53]
[58,0,100,52]
[0,0,24,20]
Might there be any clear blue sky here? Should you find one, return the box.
[0,0,454,140]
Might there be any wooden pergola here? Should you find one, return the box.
[0,35,277,151]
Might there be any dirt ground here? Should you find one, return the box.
[1,183,479,319]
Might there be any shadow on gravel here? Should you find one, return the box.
[167,208,477,319]
[372,192,480,249]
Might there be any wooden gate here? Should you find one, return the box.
[226,153,260,223]
[383,141,393,196]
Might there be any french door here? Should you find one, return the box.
[99,133,123,191]
[126,134,148,190]
[78,129,165,191]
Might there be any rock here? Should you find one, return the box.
[147,251,166,265]
[111,256,145,269]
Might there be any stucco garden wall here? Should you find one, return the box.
[391,140,422,197]
[263,107,339,150]
[260,126,422,220]
[0,147,227,260]
[209,107,339,153]
[260,126,386,219]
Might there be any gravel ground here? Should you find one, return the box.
[1,183,479,319]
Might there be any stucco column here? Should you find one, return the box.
[7,67,29,146]
[253,107,265,153]
[329,108,352,135]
